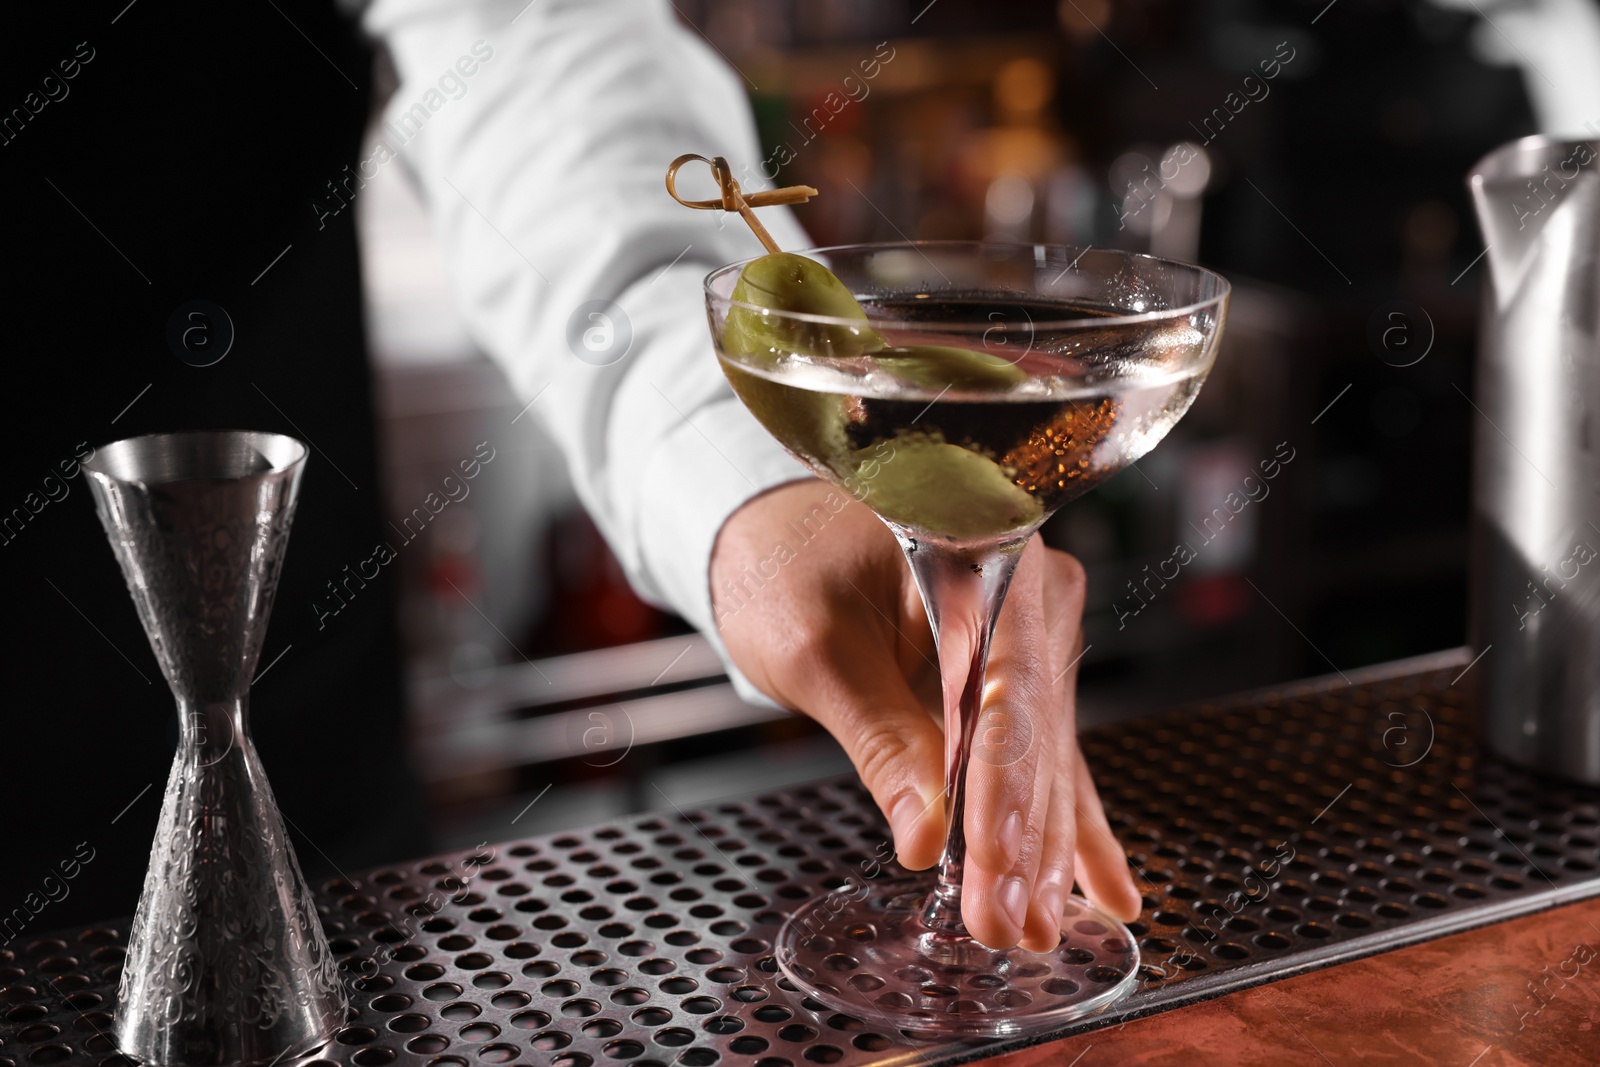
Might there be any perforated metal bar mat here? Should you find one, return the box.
[7,652,1600,1067]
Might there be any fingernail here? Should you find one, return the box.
[1039,887,1065,937]
[1034,871,1066,938]
[889,794,923,851]
[1036,883,1062,934]
[998,875,1029,931]
[997,810,1023,869]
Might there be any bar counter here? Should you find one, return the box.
[5,649,1597,1067]
[993,895,1600,1065]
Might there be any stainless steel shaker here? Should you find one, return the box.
[1469,134,1600,785]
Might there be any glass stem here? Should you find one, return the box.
[892,528,1029,936]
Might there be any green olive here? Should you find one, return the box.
[721,252,884,360]
[870,345,1027,391]
[722,360,849,473]
[719,252,885,469]
[846,437,1043,539]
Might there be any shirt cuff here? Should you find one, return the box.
[636,395,812,707]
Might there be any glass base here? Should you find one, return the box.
[775,875,1139,1038]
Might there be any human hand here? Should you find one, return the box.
[710,479,1142,950]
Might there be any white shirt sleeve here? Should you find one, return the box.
[361,0,815,700]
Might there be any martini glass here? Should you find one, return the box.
[705,241,1229,1036]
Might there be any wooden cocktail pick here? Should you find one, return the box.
[665,153,817,254]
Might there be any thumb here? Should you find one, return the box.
[789,649,947,872]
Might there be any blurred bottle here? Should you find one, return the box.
[1045,164,1099,245]
[531,508,675,655]
[972,57,1068,243]
[1108,141,1212,260]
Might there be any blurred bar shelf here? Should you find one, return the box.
[409,634,788,784]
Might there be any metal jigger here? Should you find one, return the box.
[84,431,346,1066]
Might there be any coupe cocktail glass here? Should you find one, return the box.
[706,242,1229,1036]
